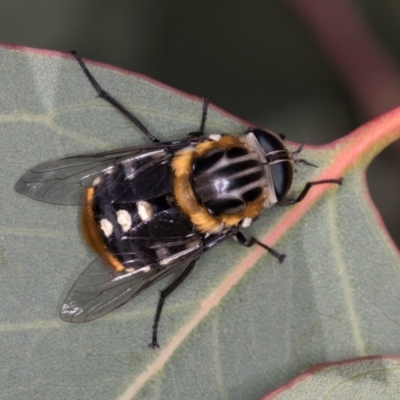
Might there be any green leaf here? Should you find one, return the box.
[1,45,400,399]
[264,356,400,399]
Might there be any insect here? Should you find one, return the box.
[15,52,342,348]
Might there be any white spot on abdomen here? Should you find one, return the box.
[116,209,132,232]
[100,218,113,237]
[92,176,102,186]
[209,134,221,142]
[137,201,153,221]
[242,217,253,228]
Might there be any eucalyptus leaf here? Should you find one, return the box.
[1,45,400,400]
[264,356,400,400]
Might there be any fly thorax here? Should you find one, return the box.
[192,145,268,216]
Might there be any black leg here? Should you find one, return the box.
[149,260,198,349]
[187,97,210,138]
[291,142,318,168]
[71,51,160,143]
[235,232,286,263]
[295,158,318,168]
[280,178,343,206]
[199,97,210,133]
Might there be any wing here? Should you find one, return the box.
[61,210,237,323]
[60,257,197,322]
[62,205,202,322]
[15,138,195,205]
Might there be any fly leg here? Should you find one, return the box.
[187,97,210,138]
[235,232,285,263]
[279,178,343,205]
[199,97,210,133]
[149,260,197,349]
[70,51,160,143]
[234,179,342,262]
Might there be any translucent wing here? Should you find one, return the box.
[61,222,237,323]
[15,133,201,206]
[61,252,200,323]
[15,145,174,205]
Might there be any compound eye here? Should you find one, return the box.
[248,128,294,201]
[251,128,285,154]
[270,159,293,201]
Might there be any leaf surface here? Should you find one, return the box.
[264,356,400,400]
[1,45,400,400]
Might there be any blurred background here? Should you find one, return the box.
[1,0,399,247]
